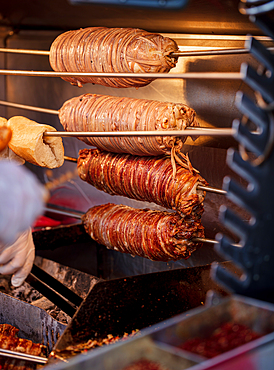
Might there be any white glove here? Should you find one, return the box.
[0,160,47,245]
[0,227,35,287]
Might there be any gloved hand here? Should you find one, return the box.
[0,228,35,287]
[0,160,47,246]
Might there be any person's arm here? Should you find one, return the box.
[0,161,47,286]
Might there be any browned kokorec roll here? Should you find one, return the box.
[49,27,178,88]
[59,93,199,156]
[82,203,204,261]
[78,149,208,218]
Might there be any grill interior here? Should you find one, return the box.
[0,1,273,368]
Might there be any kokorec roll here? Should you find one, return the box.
[82,203,204,261]
[78,149,208,218]
[59,93,199,156]
[49,27,178,88]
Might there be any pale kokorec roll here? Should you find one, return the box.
[8,116,64,168]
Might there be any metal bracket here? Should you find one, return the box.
[212,14,274,302]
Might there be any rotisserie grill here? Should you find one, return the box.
[0,0,274,369]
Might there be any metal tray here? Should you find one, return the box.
[0,292,66,353]
[44,295,274,370]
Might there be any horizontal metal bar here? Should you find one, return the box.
[193,237,219,245]
[1,46,273,58]
[197,185,227,195]
[193,237,241,247]
[0,99,236,138]
[44,206,226,244]
[165,34,271,41]
[0,69,243,80]
[64,155,77,162]
[44,127,235,137]
[170,46,274,57]
[0,100,236,138]
[0,100,59,115]
[44,206,83,220]
[0,48,50,55]
[0,46,252,58]
[42,209,229,246]
[0,348,48,364]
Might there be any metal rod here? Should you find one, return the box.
[0,47,50,55]
[44,206,83,220]
[193,237,219,245]
[0,69,243,80]
[170,46,274,57]
[43,208,230,246]
[0,100,58,115]
[193,237,241,247]
[44,127,235,137]
[197,185,227,195]
[44,205,227,244]
[1,46,274,58]
[62,157,226,195]
[45,207,243,247]
[0,100,235,137]
[64,155,77,162]
[0,348,48,364]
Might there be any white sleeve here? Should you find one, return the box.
[0,160,46,245]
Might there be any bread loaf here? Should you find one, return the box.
[0,117,25,164]
[8,116,64,168]
[0,118,12,152]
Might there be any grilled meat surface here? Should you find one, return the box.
[59,93,198,156]
[78,149,207,218]
[49,27,178,88]
[82,203,204,261]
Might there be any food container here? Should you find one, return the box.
[44,295,274,370]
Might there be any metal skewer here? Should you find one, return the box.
[0,348,48,364]
[64,155,77,163]
[0,99,59,114]
[43,128,235,137]
[44,205,83,219]
[170,46,274,58]
[0,100,59,113]
[193,237,240,247]
[0,100,236,137]
[61,156,227,195]
[0,69,243,80]
[0,48,50,55]
[197,185,227,195]
[1,46,273,58]
[44,205,234,246]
